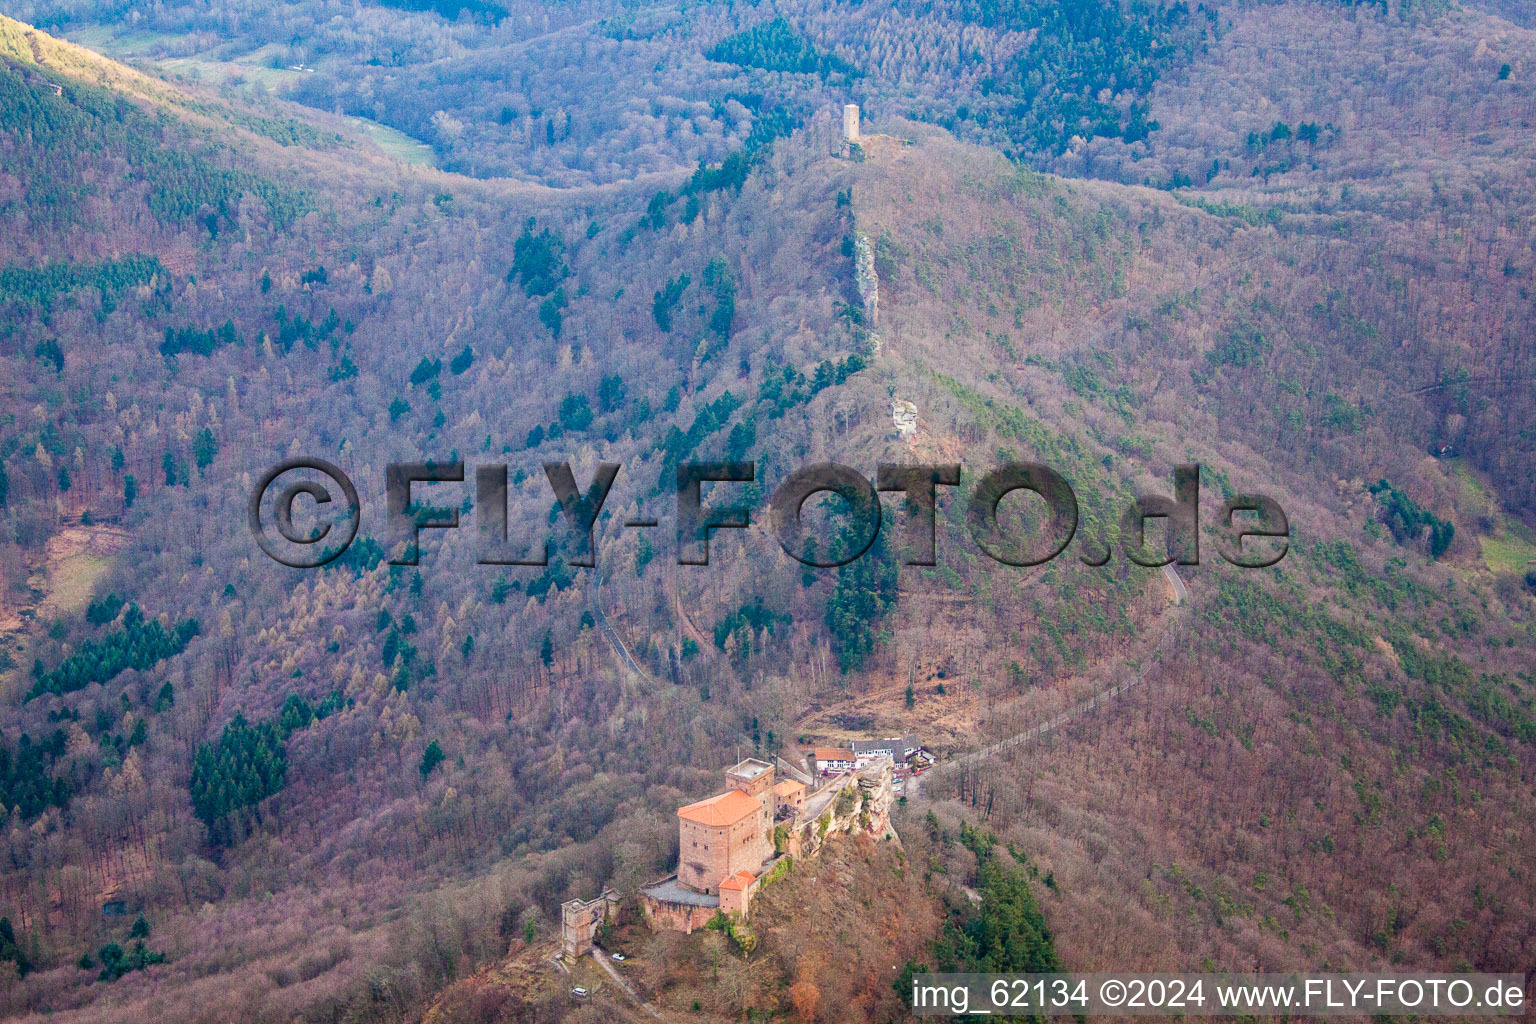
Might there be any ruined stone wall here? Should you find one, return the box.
[853,232,881,356]
[560,889,618,956]
[853,233,878,328]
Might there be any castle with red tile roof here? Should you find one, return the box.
[640,756,897,933]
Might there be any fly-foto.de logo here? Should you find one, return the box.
[248,459,1288,571]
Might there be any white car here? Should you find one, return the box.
[610,952,626,962]
[571,987,589,998]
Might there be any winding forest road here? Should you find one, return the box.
[1162,562,1188,604]
[588,575,815,785]
[588,575,651,682]
[591,949,668,1021]
[587,560,1191,804]
[907,564,1189,800]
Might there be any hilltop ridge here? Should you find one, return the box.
[0,5,1533,1022]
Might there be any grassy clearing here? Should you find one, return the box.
[62,25,180,56]
[156,58,437,166]
[1444,458,1536,575]
[41,20,435,170]
[349,117,438,167]
[1448,456,1498,513]
[157,54,307,91]
[0,548,112,701]
[42,553,113,617]
[68,37,437,167]
[1480,527,1536,575]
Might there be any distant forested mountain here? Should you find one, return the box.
[0,2,1534,1022]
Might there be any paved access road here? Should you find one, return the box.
[908,566,1188,799]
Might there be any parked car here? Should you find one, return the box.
[611,952,627,962]
[571,987,589,998]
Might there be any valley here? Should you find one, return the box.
[0,0,1533,1021]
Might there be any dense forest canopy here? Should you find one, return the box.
[0,0,1534,1021]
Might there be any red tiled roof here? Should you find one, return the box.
[719,870,756,891]
[814,748,854,762]
[678,788,761,827]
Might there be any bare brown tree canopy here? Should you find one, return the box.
[0,1,1534,1021]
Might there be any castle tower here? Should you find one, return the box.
[676,789,772,894]
[843,103,860,142]
[724,757,775,802]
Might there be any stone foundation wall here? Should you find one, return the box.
[641,894,718,934]
[781,764,896,861]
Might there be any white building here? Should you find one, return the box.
[814,747,856,775]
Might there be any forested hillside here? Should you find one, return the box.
[0,1,1534,1022]
[2,0,1205,185]
[845,120,1534,981]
